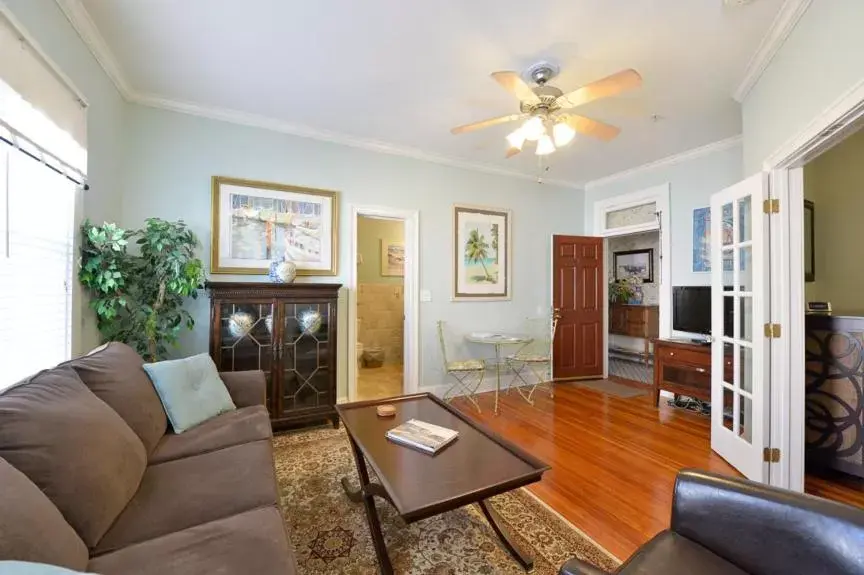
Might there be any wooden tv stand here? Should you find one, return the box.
[652,339,732,407]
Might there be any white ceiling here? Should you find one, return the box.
[76,0,785,186]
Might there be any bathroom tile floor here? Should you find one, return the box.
[356,363,404,401]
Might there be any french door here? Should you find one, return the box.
[710,173,771,481]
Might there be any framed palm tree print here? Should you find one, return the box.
[453,204,511,301]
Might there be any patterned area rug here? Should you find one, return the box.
[273,427,619,574]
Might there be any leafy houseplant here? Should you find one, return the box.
[609,281,634,304]
[79,218,205,361]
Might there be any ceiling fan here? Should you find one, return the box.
[451,63,642,158]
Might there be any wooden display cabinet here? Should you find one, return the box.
[206,282,341,430]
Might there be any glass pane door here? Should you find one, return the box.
[710,173,770,481]
[279,302,332,415]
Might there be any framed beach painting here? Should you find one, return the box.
[380,240,404,277]
[453,204,511,301]
[210,176,338,275]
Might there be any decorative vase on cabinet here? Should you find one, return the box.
[206,281,341,430]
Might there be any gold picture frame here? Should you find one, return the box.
[210,176,339,275]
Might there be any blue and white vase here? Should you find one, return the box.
[268,259,297,283]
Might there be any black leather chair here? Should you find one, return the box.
[560,469,864,575]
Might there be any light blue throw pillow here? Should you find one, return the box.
[0,562,95,574]
[143,353,236,434]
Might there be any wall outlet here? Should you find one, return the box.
[420,290,432,302]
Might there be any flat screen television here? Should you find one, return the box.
[672,286,734,336]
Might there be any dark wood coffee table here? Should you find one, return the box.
[336,393,550,574]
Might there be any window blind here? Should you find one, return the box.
[0,11,87,169]
[0,13,84,390]
[0,141,76,389]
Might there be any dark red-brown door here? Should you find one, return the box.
[553,235,604,380]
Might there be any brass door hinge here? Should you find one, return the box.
[763,199,780,214]
[764,323,781,338]
[763,447,781,463]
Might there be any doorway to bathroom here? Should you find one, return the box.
[347,205,419,403]
[355,214,404,400]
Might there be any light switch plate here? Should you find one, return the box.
[420,290,432,302]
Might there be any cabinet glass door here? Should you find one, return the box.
[216,302,275,408]
[278,302,332,415]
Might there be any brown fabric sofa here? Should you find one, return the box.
[0,342,297,574]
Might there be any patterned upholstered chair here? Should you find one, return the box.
[506,315,558,404]
[437,321,486,412]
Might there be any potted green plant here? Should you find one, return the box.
[609,281,635,304]
[79,218,205,361]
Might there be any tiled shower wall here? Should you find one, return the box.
[357,283,404,365]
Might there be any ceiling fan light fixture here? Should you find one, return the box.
[553,121,576,147]
[506,127,527,150]
[521,116,546,141]
[536,134,556,156]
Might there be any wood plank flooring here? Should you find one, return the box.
[451,380,864,561]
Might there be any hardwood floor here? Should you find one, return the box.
[451,381,864,561]
[451,381,738,560]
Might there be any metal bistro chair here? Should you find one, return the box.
[437,321,486,412]
[506,315,559,405]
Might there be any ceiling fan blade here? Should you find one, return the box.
[505,146,522,159]
[563,114,621,141]
[555,69,642,110]
[450,113,527,135]
[491,71,541,105]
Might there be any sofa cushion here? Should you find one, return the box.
[618,531,747,575]
[0,367,147,548]
[94,439,279,555]
[149,405,272,464]
[88,506,296,575]
[0,563,95,575]
[65,342,167,454]
[0,458,88,570]
[143,353,236,434]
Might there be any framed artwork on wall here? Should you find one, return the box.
[804,199,815,282]
[210,176,338,275]
[453,204,511,301]
[380,240,404,277]
[614,249,654,283]
[692,205,733,272]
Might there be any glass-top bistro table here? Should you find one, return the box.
[465,332,532,414]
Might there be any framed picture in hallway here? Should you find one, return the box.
[452,204,511,301]
[613,249,654,283]
[210,176,338,275]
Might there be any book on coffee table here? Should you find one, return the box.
[386,419,458,454]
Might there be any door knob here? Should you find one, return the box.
[552,308,562,320]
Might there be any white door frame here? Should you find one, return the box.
[589,183,672,378]
[764,79,864,491]
[347,205,420,402]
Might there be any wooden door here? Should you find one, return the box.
[552,235,604,379]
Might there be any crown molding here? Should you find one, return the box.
[584,135,742,190]
[131,92,584,189]
[733,0,813,103]
[54,0,132,99]
[54,0,584,190]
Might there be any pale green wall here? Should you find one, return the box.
[802,128,864,311]
[585,143,744,288]
[120,105,585,398]
[357,216,404,285]
[742,0,864,173]
[2,0,126,354]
